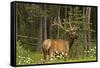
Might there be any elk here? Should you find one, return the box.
[42,18,78,61]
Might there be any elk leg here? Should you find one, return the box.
[48,48,54,60]
[42,48,48,60]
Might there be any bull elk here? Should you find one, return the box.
[42,18,78,61]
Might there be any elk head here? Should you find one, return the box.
[68,30,78,39]
[42,17,78,61]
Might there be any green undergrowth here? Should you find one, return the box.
[16,41,97,65]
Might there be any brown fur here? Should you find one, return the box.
[42,31,78,60]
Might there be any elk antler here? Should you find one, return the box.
[68,17,73,31]
[52,17,70,32]
[52,17,77,32]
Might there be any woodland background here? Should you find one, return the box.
[16,3,97,65]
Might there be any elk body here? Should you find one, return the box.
[42,18,78,60]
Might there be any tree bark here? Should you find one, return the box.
[87,7,91,50]
[57,7,60,38]
[44,4,47,40]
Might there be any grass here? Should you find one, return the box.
[16,41,97,65]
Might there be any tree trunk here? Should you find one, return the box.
[57,7,60,38]
[87,7,91,50]
[37,16,43,51]
[44,4,47,40]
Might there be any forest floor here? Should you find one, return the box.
[16,41,97,65]
[16,50,96,65]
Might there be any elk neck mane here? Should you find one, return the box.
[66,37,75,49]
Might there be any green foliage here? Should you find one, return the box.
[16,41,96,65]
[84,46,96,59]
[16,40,33,65]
